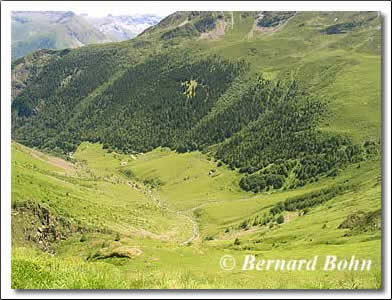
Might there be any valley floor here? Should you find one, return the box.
[11,142,382,289]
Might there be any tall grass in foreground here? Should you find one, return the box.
[12,247,381,289]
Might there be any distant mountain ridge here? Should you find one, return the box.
[85,14,163,40]
[11,11,162,60]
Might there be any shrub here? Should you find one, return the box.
[120,168,135,179]
[239,219,249,230]
[276,215,285,224]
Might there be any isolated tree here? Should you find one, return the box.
[277,215,285,224]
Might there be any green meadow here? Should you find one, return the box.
[11,11,381,289]
[11,140,381,289]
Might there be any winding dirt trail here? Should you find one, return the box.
[179,214,199,245]
[127,181,200,245]
[126,179,250,246]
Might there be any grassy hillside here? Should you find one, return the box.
[190,11,381,142]
[12,141,381,289]
[12,11,382,145]
[12,142,193,242]
[11,11,382,289]
[11,12,381,182]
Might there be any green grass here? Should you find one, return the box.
[126,147,246,210]
[319,54,381,142]
[189,11,381,144]
[196,158,380,236]
[11,141,381,289]
[12,142,193,242]
[11,11,381,289]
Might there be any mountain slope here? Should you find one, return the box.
[10,11,382,289]
[11,11,162,60]
[11,11,381,193]
[11,11,114,60]
[11,140,381,289]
